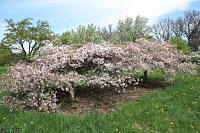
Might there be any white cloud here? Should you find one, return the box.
[93,0,196,25]
[1,0,197,33]
[18,0,196,25]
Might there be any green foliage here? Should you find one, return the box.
[144,35,153,40]
[0,43,13,66]
[189,52,200,66]
[196,65,200,74]
[59,16,151,45]
[59,31,72,45]
[191,57,200,63]
[115,16,150,44]
[72,24,101,44]
[0,66,7,75]
[115,17,135,43]
[75,81,93,89]
[60,24,101,45]
[72,104,79,109]
[2,18,54,59]
[100,24,113,42]
[133,16,151,39]
[170,37,191,55]
[131,69,167,82]
[60,97,75,103]
[120,72,135,77]
[85,71,96,77]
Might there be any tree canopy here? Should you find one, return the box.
[151,9,200,51]
[59,24,101,45]
[115,16,150,43]
[2,18,54,59]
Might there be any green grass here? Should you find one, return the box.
[0,67,200,133]
[0,66,7,75]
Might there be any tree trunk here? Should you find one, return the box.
[19,42,27,59]
[144,70,147,82]
[30,42,37,56]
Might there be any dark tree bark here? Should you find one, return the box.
[144,70,147,82]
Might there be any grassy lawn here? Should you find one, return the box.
[0,67,200,133]
[0,66,7,75]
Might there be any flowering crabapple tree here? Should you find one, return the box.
[1,38,197,112]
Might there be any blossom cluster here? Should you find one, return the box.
[1,39,197,112]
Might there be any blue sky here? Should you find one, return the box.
[0,0,200,39]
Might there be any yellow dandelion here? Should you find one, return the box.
[155,106,159,108]
[115,128,118,132]
[164,104,167,107]
[196,131,199,133]
[190,125,194,128]
[170,122,174,125]
[3,117,6,120]
[138,128,142,130]
[132,125,135,128]
[161,109,164,112]
[30,121,33,124]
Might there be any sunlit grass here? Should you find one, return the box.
[0,66,7,75]
[0,67,200,133]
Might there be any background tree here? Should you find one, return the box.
[59,31,72,45]
[2,18,54,59]
[59,16,150,45]
[151,9,200,51]
[100,24,113,42]
[0,42,13,66]
[170,18,183,38]
[133,15,151,39]
[151,19,173,41]
[177,10,200,51]
[59,24,101,45]
[115,16,150,44]
[170,37,191,55]
[115,17,135,43]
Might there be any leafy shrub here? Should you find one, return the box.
[0,43,13,66]
[144,36,154,40]
[170,37,191,55]
[100,24,113,42]
[59,24,101,45]
[113,16,150,44]
[190,52,200,75]
[115,17,135,43]
[196,65,200,75]
[0,66,7,75]
[59,31,72,45]
[1,39,197,112]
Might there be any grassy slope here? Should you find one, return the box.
[0,67,200,133]
[0,66,7,75]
